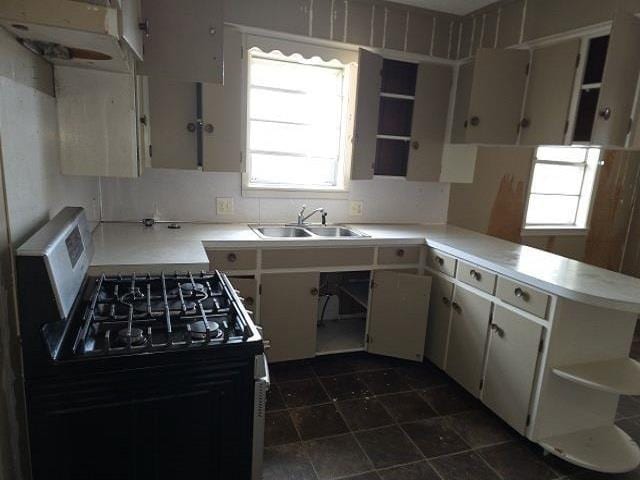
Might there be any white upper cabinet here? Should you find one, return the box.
[519,39,581,146]
[591,11,640,147]
[139,0,223,84]
[351,49,382,180]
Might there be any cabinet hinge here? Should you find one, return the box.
[366,334,372,344]
[628,118,633,135]
[241,46,244,59]
[149,144,153,158]
[563,120,569,135]
[526,414,531,426]
[525,62,530,75]
[479,379,484,390]
[538,337,544,353]
[259,284,262,295]
[575,53,581,69]
[370,280,376,290]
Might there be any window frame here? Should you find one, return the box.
[522,146,601,236]
[241,42,357,199]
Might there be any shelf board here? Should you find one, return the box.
[380,92,415,101]
[340,282,369,309]
[540,425,640,474]
[581,82,602,90]
[376,134,411,142]
[552,358,640,395]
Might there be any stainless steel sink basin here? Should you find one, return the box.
[255,226,312,238]
[252,225,368,239]
[305,226,365,237]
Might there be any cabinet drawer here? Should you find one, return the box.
[378,246,421,265]
[207,249,257,271]
[262,247,374,269]
[426,248,457,276]
[456,261,496,294]
[496,277,549,318]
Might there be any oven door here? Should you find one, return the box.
[252,353,270,480]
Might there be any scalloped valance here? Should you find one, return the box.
[246,34,358,66]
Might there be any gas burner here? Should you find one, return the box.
[120,288,145,306]
[189,320,223,341]
[181,282,206,295]
[116,327,147,347]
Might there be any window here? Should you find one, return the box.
[245,48,352,192]
[524,146,600,230]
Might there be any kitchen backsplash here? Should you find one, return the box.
[99,168,449,224]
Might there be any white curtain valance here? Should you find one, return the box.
[246,34,358,66]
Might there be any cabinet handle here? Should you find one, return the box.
[227,253,237,263]
[204,123,214,134]
[470,116,480,127]
[396,248,405,257]
[434,256,444,266]
[138,19,150,37]
[599,107,612,121]
[411,141,420,150]
[469,269,481,281]
[441,296,451,306]
[514,287,529,301]
[451,302,461,313]
[310,288,319,296]
[491,323,505,338]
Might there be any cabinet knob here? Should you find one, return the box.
[138,19,150,37]
[187,122,196,132]
[411,141,420,150]
[204,123,214,134]
[491,323,505,338]
[514,287,529,301]
[470,116,480,127]
[519,118,530,128]
[396,248,405,257]
[451,302,461,313]
[435,256,444,266]
[469,269,481,281]
[310,287,319,296]
[244,296,254,307]
[227,253,237,263]
[441,296,451,306]
[599,107,612,121]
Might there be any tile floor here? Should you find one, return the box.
[263,346,640,480]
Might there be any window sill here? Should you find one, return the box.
[521,226,589,237]
[242,185,350,199]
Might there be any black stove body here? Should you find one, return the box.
[16,208,265,480]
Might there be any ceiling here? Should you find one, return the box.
[391,0,496,15]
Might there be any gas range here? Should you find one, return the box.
[74,271,255,358]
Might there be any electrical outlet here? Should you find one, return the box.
[350,201,364,216]
[216,197,234,215]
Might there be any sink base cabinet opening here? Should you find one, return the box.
[316,271,370,355]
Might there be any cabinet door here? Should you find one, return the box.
[445,285,492,396]
[406,63,453,182]
[465,48,530,145]
[451,61,474,143]
[121,0,143,60]
[519,39,581,146]
[482,305,542,434]
[367,271,431,361]
[202,27,242,172]
[591,11,640,147]
[351,49,382,180]
[424,276,454,369]
[148,79,198,169]
[139,0,223,83]
[260,273,320,362]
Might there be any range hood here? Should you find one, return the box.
[0,0,141,73]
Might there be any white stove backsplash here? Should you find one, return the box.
[99,169,450,225]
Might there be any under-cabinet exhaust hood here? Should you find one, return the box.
[0,0,140,73]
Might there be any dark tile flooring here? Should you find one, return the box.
[263,346,640,480]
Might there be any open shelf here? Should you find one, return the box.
[552,358,640,395]
[540,425,640,473]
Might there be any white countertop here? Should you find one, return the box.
[91,222,640,313]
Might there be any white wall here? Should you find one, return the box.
[99,168,450,224]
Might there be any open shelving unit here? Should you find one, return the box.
[552,358,640,395]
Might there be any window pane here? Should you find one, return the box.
[526,194,580,225]
[536,146,588,163]
[530,163,585,195]
[250,153,337,186]
[250,120,340,159]
[249,88,308,124]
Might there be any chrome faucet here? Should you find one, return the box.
[297,205,327,226]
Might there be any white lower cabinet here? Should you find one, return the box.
[481,305,543,434]
[445,285,492,397]
[259,272,320,362]
[424,276,454,369]
[367,271,432,362]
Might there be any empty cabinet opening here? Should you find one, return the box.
[316,271,370,355]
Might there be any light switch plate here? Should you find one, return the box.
[216,197,234,215]
[350,201,364,216]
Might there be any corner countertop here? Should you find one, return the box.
[90,222,640,314]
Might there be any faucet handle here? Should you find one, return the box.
[299,204,307,214]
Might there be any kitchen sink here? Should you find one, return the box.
[255,226,312,238]
[252,225,368,239]
[305,226,364,237]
